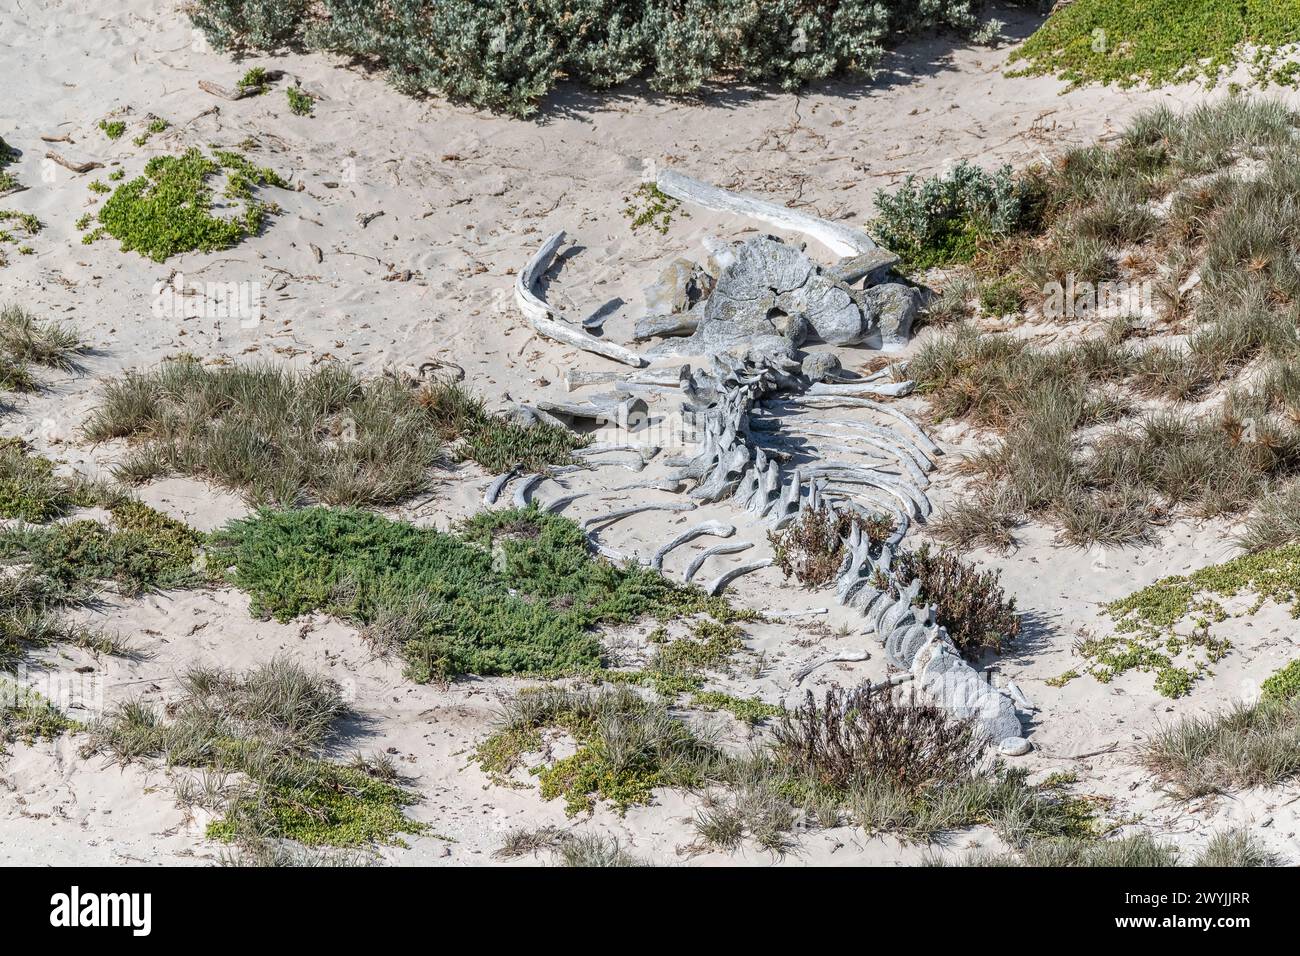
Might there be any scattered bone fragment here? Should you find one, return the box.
[656,168,880,258]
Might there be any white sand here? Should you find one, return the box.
[2,0,1298,865]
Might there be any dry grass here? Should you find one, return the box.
[1142,696,1300,799]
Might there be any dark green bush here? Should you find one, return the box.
[189,0,995,117]
[212,505,736,681]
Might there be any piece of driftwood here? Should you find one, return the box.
[198,79,256,101]
[656,168,880,259]
[516,231,647,367]
[44,150,101,174]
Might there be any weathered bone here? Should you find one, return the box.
[651,521,735,570]
[683,541,754,583]
[516,231,648,367]
[580,501,696,531]
[656,169,881,259]
[704,558,773,596]
[484,467,518,505]
[512,473,544,509]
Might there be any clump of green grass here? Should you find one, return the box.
[622,183,682,235]
[98,118,127,140]
[931,827,1280,867]
[237,67,269,94]
[0,209,43,263]
[476,684,723,816]
[85,358,443,507]
[1,679,76,756]
[0,304,87,374]
[0,497,207,598]
[1143,695,1300,798]
[0,136,19,194]
[1008,0,1300,91]
[86,360,585,505]
[286,87,314,116]
[690,691,782,725]
[910,100,1300,554]
[96,148,286,261]
[1261,658,1300,704]
[85,658,427,850]
[417,379,587,473]
[212,505,743,682]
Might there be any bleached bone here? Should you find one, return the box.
[793,650,872,684]
[484,468,518,505]
[576,443,659,458]
[543,493,587,513]
[771,423,933,478]
[766,608,829,619]
[656,169,881,259]
[684,541,754,583]
[705,558,773,596]
[652,521,735,570]
[512,473,544,508]
[806,380,915,398]
[803,464,929,518]
[580,501,696,531]
[516,231,648,367]
[769,397,939,455]
[537,397,643,423]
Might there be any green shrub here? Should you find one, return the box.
[1262,659,1300,703]
[97,148,286,261]
[1009,0,1300,90]
[285,87,314,116]
[189,0,994,118]
[85,659,427,849]
[872,161,1038,269]
[890,543,1020,658]
[0,136,19,194]
[212,505,738,681]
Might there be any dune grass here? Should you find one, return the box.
[1142,694,1300,798]
[84,658,427,852]
[0,679,76,756]
[482,683,1107,854]
[929,827,1280,866]
[86,358,584,507]
[911,99,1300,554]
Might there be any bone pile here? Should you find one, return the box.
[670,350,1026,746]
